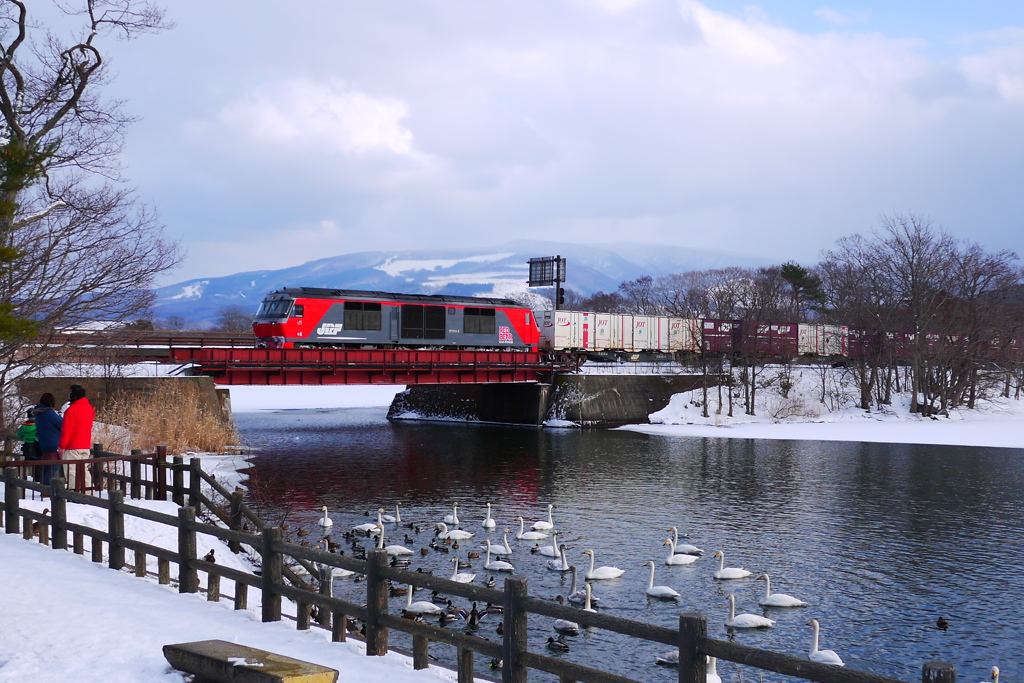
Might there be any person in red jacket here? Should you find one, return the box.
[59,384,95,491]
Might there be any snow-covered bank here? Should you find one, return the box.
[620,366,1024,449]
[0,532,458,683]
[228,385,404,412]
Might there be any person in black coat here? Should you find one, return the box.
[32,393,63,485]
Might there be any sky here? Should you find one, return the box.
[55,0,1024,284]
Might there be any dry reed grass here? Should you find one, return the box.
[97,382,237,455]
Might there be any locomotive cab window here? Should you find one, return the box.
[344,301,382,331]
[291,304,304,319]
[257,300,292,319]
[401,304,446,339]
[464,307,496,335]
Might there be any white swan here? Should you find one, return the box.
[668,527,704,555]
[724,593,775,629]
[655,649,679,666]
[582,583,597,612]
[404,586,443,615]
[807,619,844,665]
[757,574,807,607]
[539,530,562,557]
[482,503,496,529]
[318,505,333,528]
[644,561,680,599]
[546,544,571,571]
[450,557,475,583]
[482,530,513,555]
[381,503,401,523]
[712,551,752,580]
[532,503,555,531]
[566,566,601,605]
[664,538,699,565]
[375,526,413,556]
[582,549,625,580]
[515,517,549,540]
[435,522,474,540]
[484,541,515,572]
[352,509,384,534]
[444,502,460,526]
[707,657,721,683]
[552,597,580,635]
[980,667,1000,683]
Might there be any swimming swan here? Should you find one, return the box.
[515,517,549,541]
[482,503,496,529]
[757,574,807,607]
[444,503,460,526]
[375,526,413,556]
[450,557,476,583]
[582,549,625,580]
[404,587,443,615]
[664,538,699,565]
[712,551,752,580]
[644,561,680,599]
[724,593,775,629]
[436,522,474,541]
[318,506,333,528]
[807,619,844,666]
[381,504,401,523]
[483,530,513,555]
[566,565,601,605]
[352,509,384,534]
[540,530,562,557]
[707,657,721,683]
[668,527,704,555]
[533,504,555,531]
[546,544,571,572]
[484,541,515,572]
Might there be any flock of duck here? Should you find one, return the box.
[309,501,854,673]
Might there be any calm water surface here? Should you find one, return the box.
[234,408,1024,682]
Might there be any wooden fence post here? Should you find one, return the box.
[413,635,429,670]
[172,455,184,506]
[332,611,347,642]
[92,442,104,493]
[234,581,248,611]
[130,450,142,500]
[317,565,332,628]
[458,647,474,683]
[207,572,221,602]
[924,662,956,683]
[679,613,707,683]
[4,469,21,535]
[156,446,168,500]
[188,458,202,512]
[107,490,125,571]
[228,489,243,554]
[365,549,389,656]
[502,576,528,683]
[51,478,68,550]
[178,506,199,593]
[261,526,283,622]
[135,550,147,577]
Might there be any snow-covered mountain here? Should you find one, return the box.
[151,240,760,327]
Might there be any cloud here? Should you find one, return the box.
[814,7,868,26]
[219,80,415,155]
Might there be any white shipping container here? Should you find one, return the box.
[592,313,620,350]
[798,324,849,356]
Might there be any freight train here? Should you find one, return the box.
[253,288,1020,362]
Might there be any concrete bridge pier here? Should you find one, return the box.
[386,374,711,427]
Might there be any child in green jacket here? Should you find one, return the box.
[17,409,42,479]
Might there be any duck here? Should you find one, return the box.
[546,544,571,572]
[668,527,704,556]
[539,530,562,558]
[483,531,514,556]
[317,506,333,528]
[444,502,460,526]
[450,557,476,583]
[664,538,699,565]
[566,565,601,605]
[484,541,515,572]
[546,636,570,653]
[551,596,580,634]
[515,517,549,541]
[533,504,555,531]
[381,503,401,524]
[756,574,807,607]
[724,593,775,629]
[435,522,474,541]
[482,502,496,529]
[643,561,680,599]
[374,526,413,556]
[582,549,625,580]
[485,575,496,588]
[807,619,844,665]
[712,551,752,580]
[936,616,949,630]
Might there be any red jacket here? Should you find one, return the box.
[59,397,95,451]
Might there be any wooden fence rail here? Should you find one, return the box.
[0,464,955,683]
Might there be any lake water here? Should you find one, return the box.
[234,408,1023,682]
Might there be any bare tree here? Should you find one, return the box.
[0,1,179,424]
[215,304,256,333]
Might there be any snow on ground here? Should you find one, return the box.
[620,365,1024,449]
[228,385,405,412]
[0,531,460,683]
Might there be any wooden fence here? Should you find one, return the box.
[0,462,957,683]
